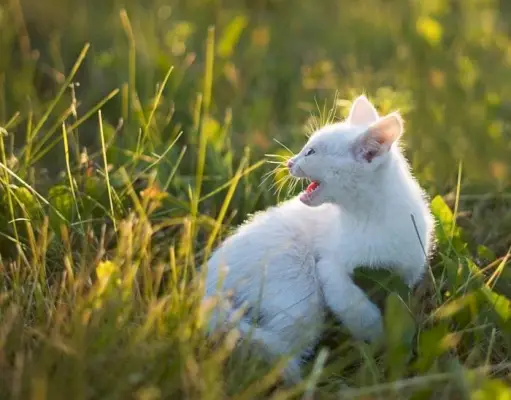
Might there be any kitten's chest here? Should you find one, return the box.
[322,223,401,272]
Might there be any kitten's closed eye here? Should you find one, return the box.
[304,148,315,156]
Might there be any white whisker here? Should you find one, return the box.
[273,138,294,155]
[265,153,288,159]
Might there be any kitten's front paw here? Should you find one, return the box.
[354,303,384,343]
[402,267,426,289]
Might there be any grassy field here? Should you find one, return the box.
[0,0,510,398]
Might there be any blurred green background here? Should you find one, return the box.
[1,0,511,248]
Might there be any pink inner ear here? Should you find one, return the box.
[361,150,376,163]
[353,114,402,163]
[366,113,403,147]
[355,135,384,163]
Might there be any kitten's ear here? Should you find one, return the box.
[353,112,403,163]
[347,95,379,125]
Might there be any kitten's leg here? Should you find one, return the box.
[205,296,304,383]
[317,258,384,342]
[236,292,323,384]
[238,318,304,384]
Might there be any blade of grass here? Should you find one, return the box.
[486,245,510,289]
[162,145,187,193]
[62,123,82,225]
[22,104,75,162]
[30,43,90,143]
[120,9,136,120]
[99,110,117,232]
[0,128,21,253]
[450,161,463,240]
[204,156,247,254]
[122,131,183,199]
[112,138,187,213]
[198,159,265,203]
[121,83,129,121]
[302,349,329,400]
[4,112,21,130]
[447,160,463,257]
[23,111,34,169]
[30,88,119,165]
[137,65,174,154]
[191,26,215,239]
[0,155,69,224]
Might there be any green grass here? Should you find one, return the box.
[0,0,510,398]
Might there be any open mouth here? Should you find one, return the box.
[299,180,322,204]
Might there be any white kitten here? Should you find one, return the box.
[202,95,435,383]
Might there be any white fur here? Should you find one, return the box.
[202,95,435,383]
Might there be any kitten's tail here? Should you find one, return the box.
[204,296,302,384]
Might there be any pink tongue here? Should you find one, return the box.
[306,181,319,193]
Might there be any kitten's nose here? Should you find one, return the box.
[286,159,295,169]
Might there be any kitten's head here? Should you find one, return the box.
[287,95,404,207]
